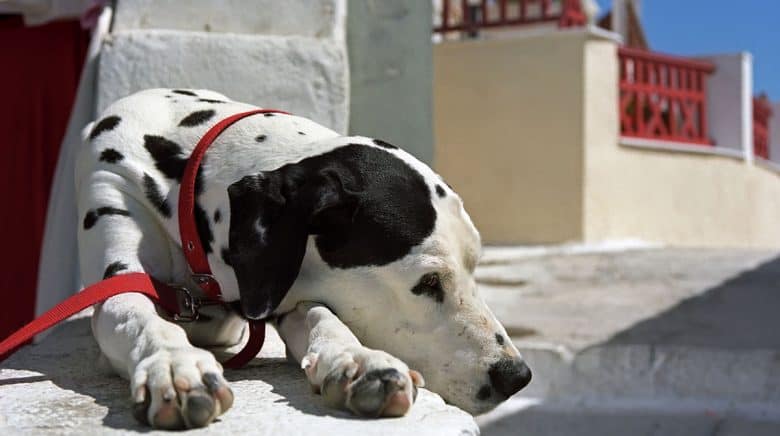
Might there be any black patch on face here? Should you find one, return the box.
[435,184,446,198]
[213,209,222,223]
[142,173,171,217]
[255,134,267,143]
[221,246,232,266]
[226,144,436,319]
[373,139,398,150]
[263,113,275,117]
[89,115,121,140]
[495,333,505,345]
[298,131,306,135]
[476,385,492,401]
[83,207,131,229]
[411,272,444,303]
[99,148,124,163]
[198,98,225,104]
[179,109,216,127]
[103,261,128,279]
[172,89,197,96]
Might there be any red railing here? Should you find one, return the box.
[618,47,715,145]
[753,94,772,160]
[434,0,586,35]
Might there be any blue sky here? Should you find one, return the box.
[595,0,779,100]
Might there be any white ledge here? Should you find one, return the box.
[620,137,745,161]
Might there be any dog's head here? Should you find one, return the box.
[227,138,531,414]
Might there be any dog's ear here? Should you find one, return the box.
[227,165,359,319]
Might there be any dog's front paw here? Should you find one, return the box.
[303,346,425,417]
[131,347,233,429]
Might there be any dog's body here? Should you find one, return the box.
[78,88,531,428]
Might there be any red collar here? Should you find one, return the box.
[178,108,290,300]
[178,108,289,368]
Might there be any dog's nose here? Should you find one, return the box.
[488,357,532,398]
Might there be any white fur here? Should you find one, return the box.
[78,89,523,427]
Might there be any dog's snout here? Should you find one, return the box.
[488,358,532,398]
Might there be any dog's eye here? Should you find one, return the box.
[411,273,444,303]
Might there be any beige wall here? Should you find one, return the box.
[435,31,780,248]
[582,39,780,248]
[434,33,588,244]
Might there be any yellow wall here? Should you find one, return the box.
[434,33,588,244]
[581,39,780,248]
[435,31,780,248]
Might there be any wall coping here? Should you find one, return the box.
[620,136,746,161]
[434,24,621,45]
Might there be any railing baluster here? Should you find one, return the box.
[617,47,715,145]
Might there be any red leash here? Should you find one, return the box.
[0,108,290,368]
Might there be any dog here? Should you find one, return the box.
[77,88,531,429]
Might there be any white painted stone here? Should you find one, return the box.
[699,52,753,159]
[97,30,349,133]
[113,0,346,40]
[0,312,478,435]
[770,102,780,163]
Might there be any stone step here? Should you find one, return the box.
[98,29,349,133]
[477,397,780,436]
[0,313,478,435]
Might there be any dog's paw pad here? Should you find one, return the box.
[130,348,232,429]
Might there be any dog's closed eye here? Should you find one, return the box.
[411,273,444,303]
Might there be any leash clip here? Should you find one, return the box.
[171,286,201,322]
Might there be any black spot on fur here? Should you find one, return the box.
[198,98,225,104]
[298,131,306,135]
[143,135,186,180]
[213,209,222,223]
[89,115,121,140]
[495,333,505,345]
[263,113,275,117]
[194,204,214,254]
[255,134,267,143]
[221,247,232,266]
[373,139,398,150]
[411,272,444,303]
[172,89,197,96]
[179,109,216,127]
[142,173,171,217]
[103,261,128,279]
[83,207,131,229]
[99,148,124,163]
[476,385,492,401]
[435,185,446,198]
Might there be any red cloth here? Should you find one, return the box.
[0,16,89,338]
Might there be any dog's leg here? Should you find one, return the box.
[277,302,425,417]
[78,181,233,429]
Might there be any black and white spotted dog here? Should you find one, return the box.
[78,88,531,429]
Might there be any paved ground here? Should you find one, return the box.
[476,245,780,436]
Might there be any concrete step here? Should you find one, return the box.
[478,397,780,436]
[98,29,349,133]
[476,246,780,435]
[0,312,478,435]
